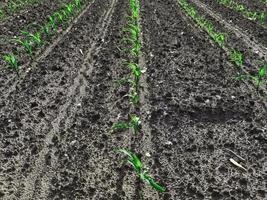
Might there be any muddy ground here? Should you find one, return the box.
[0,0,266,199]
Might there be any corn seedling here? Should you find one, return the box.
[230,49,243,66]
[3,54,19,75]
[128,63,141,83]
[212,32,225,47]
[15,37,32,55]
[116,77,135,87]
[112,114,141,133]
[54,11,65,24]
[116,149,166,192]
[65,3,74,15]
[42,24,52,38]
[74,0,81,9]
[48,15,57,31]
[128,91,140,105]
[21,31,42,47]
[0,9,4,19]
[236,64,267,90]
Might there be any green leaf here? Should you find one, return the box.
[259,64,266,79]
[112,122,130,130]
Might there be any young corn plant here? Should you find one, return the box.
[74,0,81,9]
[15,37,32,55]
[212,32,225,47]
[22,31,42,47]
[3,54,19,75]
[236,64,267,90]
[42,24,52,38]
[48,15,57,31]
[65,3,74,16]
[116,149,166,193]
[112,114,141,134]
[0,9,4,19]
[230,49,244,66]
[54,11,65,24]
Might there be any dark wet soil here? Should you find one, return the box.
[0,0,266,199]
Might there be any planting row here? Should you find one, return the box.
[178,0,267,96]
[2,0,83,75]
[0,0,41,21]
[112,0,166,195]
[216,0,266,25]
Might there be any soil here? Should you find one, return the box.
[0,0,266,199]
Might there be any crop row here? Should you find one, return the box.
[2,0,83,75]
[217,0,266,25]
[177,0,267,92]
[0,0,43,21]
[112,0,165,194]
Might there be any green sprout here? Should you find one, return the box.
[3,54,19,75]
[65,3,74,15]
[129,0,140,21]
[116,149,166,192]
[74,0,81,9]
[116,77,135,87]
[235,64,267,90]
[54,11,65,24]
[0,9,4,19]
[48,15,57,31]
[22,31,42,47]
[212,32,225,47]
[256,64,267,87]
[129,91,140,105]
[42,24,51,38]
[15,37,32,55]
[61,9,68,20]
[128,63,141,82]
[230,49,243,66]
[112,114,141,133]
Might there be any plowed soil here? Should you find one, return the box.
[0,0,266,199]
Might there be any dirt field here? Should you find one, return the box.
[0,0,266,199]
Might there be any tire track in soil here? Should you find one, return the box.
[18,0,118,199]
[142,0,267,199]
[40,0,136,198]
[191,0,267,61]
[0,0,115,199]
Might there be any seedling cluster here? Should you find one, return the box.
[177,0,266,90]
[2,0,83,75]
